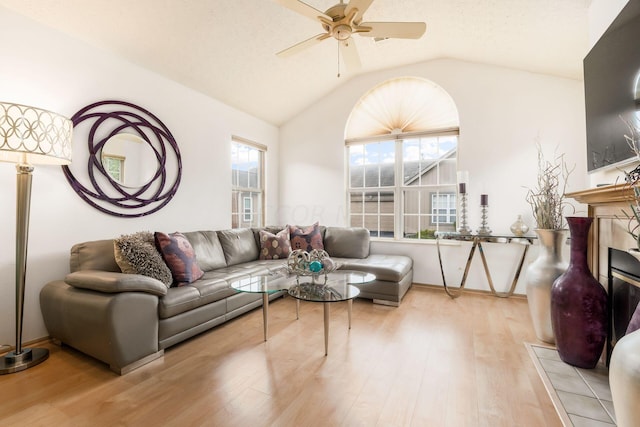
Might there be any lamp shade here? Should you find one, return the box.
[0,102,72,165]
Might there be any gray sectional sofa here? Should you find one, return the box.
[39,226,413,374]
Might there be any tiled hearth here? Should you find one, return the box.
[526,343,616,426]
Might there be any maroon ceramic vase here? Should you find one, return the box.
[550,216,607,368]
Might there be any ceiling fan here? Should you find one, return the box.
[274,0,426,75]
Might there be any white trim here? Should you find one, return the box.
[345,127,459,145]
[231,135,267,152]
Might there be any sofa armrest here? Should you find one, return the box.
[65,270,168,296]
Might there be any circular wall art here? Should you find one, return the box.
[62,100,182,217]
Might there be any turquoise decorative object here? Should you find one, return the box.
[309,260,322,272]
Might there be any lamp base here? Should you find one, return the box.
[0,347,49,374]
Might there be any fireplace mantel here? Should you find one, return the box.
[566,184,636,284]
[566,183,634,206]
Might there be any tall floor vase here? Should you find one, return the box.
[526,229,568,344]
[551,216,607,368]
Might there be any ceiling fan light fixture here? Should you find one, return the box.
[333,24,352,40]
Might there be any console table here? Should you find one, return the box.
[436,233,535,298]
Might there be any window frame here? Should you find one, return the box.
[346,129,459,241]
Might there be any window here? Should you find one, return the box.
[348,134,458,240]
[243,197,253,222]
[345,77,460,241]
[431,193,456,224]
[231,137,265,228]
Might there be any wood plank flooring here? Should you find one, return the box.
[0,286,561,426]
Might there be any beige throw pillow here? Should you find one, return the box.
[114,231,173,287]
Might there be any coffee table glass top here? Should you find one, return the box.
[229,272,291,294]
[288,270,375,302]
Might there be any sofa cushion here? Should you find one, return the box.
[182,230,227,271]
[158,274,236,319]
[259,228,291,260]
[114,232,173,287]
[289,222,324,252]
[324,227,370,259]
[70,239,121,273]
[155,232,205,286]
[217,228,259,266]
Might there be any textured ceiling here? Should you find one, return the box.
[0,0,591,125]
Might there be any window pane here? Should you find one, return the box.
[439,158,457,185]
[356,141,394,187]
[350,215,364,228]
[403,190,421,215]
[350,191,364,213]
[231,142,261,190]
[348,145,365,188]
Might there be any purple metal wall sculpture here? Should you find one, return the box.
[62,100,182,217]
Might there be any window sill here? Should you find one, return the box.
[370,237,462,246]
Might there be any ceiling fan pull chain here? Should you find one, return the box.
[337,41,341,78]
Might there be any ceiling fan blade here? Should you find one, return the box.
[340,39,362,71]
[345,0,374,22]
[273,0,331,22]
[358,22,427,39]
[277,33,330,57]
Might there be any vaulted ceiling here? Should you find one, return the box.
[0,0,591,125]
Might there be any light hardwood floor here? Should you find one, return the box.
[0,286,561,426]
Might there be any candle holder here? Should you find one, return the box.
[477,199,492,236]
[458,191,471,235]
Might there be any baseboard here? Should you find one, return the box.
[0,336,52,356]
[372,299,399,307]
[412,282,527,299]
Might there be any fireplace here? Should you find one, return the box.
[607,247,640,364]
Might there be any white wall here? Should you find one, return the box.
[279,58,587,293]
[0,7,279,345]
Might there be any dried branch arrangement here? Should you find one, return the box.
[620,118,640,250]
[526,144,574,230]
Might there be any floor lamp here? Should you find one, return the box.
[0,102,72,374]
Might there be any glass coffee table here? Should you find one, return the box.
[288,271,375,355]
[229,271,292,341]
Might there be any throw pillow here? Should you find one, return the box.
[113,231,173,287]
[259,228,292,260]
[155,231,205,286]
[289,222,324,252]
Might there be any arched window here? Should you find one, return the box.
[345,77,460,240]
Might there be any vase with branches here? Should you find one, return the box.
[524,144,574,344]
